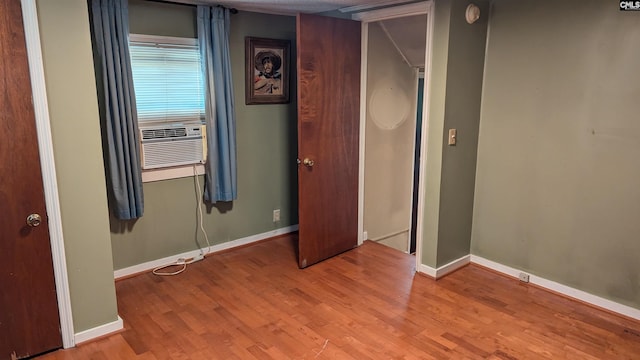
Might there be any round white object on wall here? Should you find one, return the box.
[369,82,410,130]
[465,4,480,24]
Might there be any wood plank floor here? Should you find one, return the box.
[41,235,640,359]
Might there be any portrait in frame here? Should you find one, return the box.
[245,37,290,105]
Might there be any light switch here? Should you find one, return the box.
[448,129,457,146]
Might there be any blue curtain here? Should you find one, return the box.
[197,6,238,203]
[91,0,144,219]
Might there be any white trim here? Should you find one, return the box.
[352,1,430,22]
[74,316,123,345]
[369,228,409,242]
[415,1,435,275]
[471,255,640,321]
[357,22,368,247]
[129,33,196,45]
[418,264,436,278]
[21,0,75,349]
[435,255,470,278]
[339,0,415,13]
[417,254,470,279]
[114,225,299,279]
[142,164,205,183]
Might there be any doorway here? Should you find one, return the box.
[358,4,431,258]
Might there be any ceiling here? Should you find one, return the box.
[378,14,427,68]
[169,0,428,68]
[170,0,416,15]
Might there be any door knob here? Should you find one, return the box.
[26,213,42,227]
[302,158,314,167]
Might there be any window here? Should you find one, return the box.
[129,34,207,180]
[129,34,204,124]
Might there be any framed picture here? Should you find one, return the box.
[245,37,290,105]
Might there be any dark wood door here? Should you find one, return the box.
[296,14,361,268]
[0,1,63,358]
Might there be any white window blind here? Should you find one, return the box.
[129,34,204,124]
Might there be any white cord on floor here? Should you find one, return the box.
[152,262,187,276]
[314,339,329,358]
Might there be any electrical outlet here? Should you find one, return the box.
[518,272,530,283]
[448,128,457,145]
[273,209,280,222]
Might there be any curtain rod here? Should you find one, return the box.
[217,4,239,14]
[146,0,238,14]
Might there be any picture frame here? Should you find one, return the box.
[245,37,290,105]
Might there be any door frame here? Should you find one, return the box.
[21,0,75,348]
[354,1,435,272]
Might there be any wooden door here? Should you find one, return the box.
[297,14,361,268]
[0,1,63,358]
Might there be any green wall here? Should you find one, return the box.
[110,1,298,270]
[36,0,119,332]
[130,0,196,37]
[472,0,640,309]
[421,0,488,268]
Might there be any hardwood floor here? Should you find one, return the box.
[41,235,640,359]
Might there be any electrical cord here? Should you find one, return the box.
[193,164,212,256]
[151,164,212,277]
[152,259,187,276]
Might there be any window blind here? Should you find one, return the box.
[129,35,204,124]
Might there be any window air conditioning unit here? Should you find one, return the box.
[139,124,206,170]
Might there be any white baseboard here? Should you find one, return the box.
[418,263,436,278]
[114,225,299,280]
[74,316,123,345]
[418,254,470,279]
[471,255,640,321]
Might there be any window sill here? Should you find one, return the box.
[141,163,205,183]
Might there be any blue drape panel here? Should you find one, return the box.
[91,0,144,219]
[197,6,238,203]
